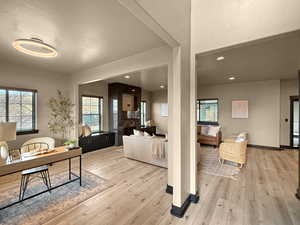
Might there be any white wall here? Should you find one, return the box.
[280,79,298,146]
[79,81,109,131]
[198,80,281,147]
[151,90,168,133]
[0,61,71,149]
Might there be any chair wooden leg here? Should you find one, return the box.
[219,158,224,167]
[219,158,223,165]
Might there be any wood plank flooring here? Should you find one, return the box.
[1,146,299,225]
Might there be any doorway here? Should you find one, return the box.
[290,96,299,148]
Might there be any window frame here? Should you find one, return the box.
[0,86,38,135]
[81,95,103,132]
[197,98,219,125]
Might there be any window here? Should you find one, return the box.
[112,99,118,130]
[141,101,147,126]
[82,96,103,132]
[0,87,37,134]
[197,99,218,124]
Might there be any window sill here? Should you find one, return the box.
[17,129,39,136]
[197,122,219,126]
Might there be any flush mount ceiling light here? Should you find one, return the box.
[216,56,225,61]
[160,85,165,89]
[12,38,57,57]
[124,75,130,79]
[228,76,235,80]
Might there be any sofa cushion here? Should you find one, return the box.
[133,129,144,136]
[207,126,220,137]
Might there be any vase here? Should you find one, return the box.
[0,146,9,161]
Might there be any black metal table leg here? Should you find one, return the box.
[19,175,25,201]
[79,155,82,186]
[69,158,71,180]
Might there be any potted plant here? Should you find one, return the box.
[64,140,77,149]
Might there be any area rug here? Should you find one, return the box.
[0,170,113,225]
[199,147,241,180]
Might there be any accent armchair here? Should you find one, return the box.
[219,133,248,168]
[197,125,222,147]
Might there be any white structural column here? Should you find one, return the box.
[189,50,198,199]
[119,0,198,217]
[171,46,186,207]
[167,58,174,189]
[171,0,199,216]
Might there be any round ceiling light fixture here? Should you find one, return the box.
[124,75,131,79]
[12,38,57,57]
[228,76,235,80]
[160,85,165,89]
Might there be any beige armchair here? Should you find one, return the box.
[219,133,248,168]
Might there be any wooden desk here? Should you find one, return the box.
[0,146,82,210]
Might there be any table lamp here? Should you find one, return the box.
[0,122,16,162]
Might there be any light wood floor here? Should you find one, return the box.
[1,146,299,225]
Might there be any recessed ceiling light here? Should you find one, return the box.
[131,89,135,92]
[160,85,165,89]
[216,56,225,61]
[228,76,235,80]
[12,38,57,57]
[124,75,130,79]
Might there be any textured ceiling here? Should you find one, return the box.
[105,65,168,91]
[0,0,166,74]
[197,30,300,85]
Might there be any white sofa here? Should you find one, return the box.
[123,135,202,168]
[123,135,168,168]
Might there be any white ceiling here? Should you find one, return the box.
[0,0,166,74]
[197,30,300,85]
[105,65,168,91]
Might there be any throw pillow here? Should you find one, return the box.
[201,126,209,135]
[207,126,220,137]
[144,131,151,136]
[236,132,248,142]
[133,129,144,136]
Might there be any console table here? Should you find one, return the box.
[0,147,82,210]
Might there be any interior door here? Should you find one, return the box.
[291,97,299,148]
